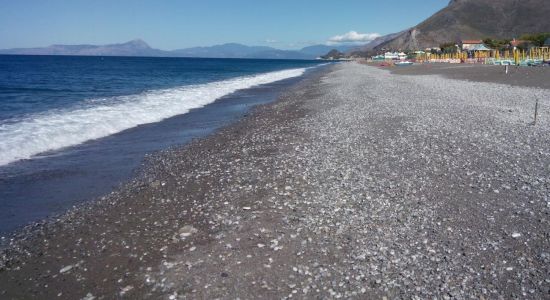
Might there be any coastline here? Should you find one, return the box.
[0,65,333,298]
[2,62,550,299]
[0,62,319,235]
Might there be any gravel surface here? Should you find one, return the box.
[1,62,549,299]
[386,63,550,90]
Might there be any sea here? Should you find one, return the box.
[0,55,324,234]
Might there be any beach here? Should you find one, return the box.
[2,62,550,299]
[386,62,550,89]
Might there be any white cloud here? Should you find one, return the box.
[264,39,278,43]
[328,31,381,45]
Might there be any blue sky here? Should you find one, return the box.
[0,0,448,50]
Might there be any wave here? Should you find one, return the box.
[0,67,307,166]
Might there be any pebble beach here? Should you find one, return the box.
[1,62,550,299]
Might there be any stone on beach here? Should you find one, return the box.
[59,265,74,273]
[511,232,522,238]
[178,225,198,238]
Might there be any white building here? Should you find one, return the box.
[384,52,399,60]
[383,52,408,60]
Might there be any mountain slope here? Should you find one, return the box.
[376,0,550,50]
[347,31,405,53]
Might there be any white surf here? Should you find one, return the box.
[0,67,307,166]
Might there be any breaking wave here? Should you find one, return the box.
[0,67,307,166]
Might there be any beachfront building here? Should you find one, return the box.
[384,52,399,60]
[382,52,408,60]
[464,43,492,61]
[461,40,484,51]
[425,47,440,52]
[469,44,492,52]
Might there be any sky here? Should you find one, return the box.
[0,0,449,50]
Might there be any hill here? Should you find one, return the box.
[300,44,354,56]
[376,0,550,50]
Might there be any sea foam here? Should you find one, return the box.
[0,67,307,166]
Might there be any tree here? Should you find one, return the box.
[519,33,550,47]
[440,42,458,53]
[483,38,511,50]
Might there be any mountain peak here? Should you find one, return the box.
[124,39,151,48]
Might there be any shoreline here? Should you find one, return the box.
[0,65,333,298]
[2,62,549,299]
[0,65,317,235]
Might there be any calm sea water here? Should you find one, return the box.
[0,55,323,234]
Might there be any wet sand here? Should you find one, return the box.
[1,62,550,299]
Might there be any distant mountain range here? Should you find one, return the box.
[373,0,550,50]
[0,39,353,60]
[3,0,549,58]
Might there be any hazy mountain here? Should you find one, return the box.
[245,49,312,60]
[0,40,341,59]
[0,39,168,57]
[170,43,276,58]
[376,0,550,50]
[172,43,348,59]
